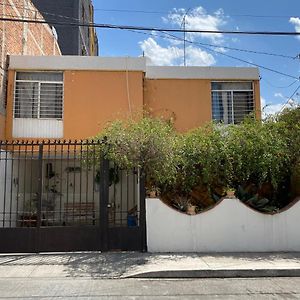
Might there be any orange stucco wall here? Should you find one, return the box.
[145,79,213,132]
[63,71,144,139]
[0,113,5,139]
[253,80,261,118]
[145,78,261,132]
[5,70,261,139]
[5,70,144,140]
[5,71,14,140]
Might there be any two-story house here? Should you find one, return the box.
[0,55,260,253]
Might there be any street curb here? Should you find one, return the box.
[127,269,300,279]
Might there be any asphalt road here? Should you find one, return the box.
[0,277,300,299]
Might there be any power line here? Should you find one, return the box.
[93,7,300,20]
[1,2,299,22]
[191,42,296,59]
[0,16,300,36]
[262,78,299,89]
[94,8,167,14]
[127,29,300,80]
[161,31,300,80]
[129,28,296,60]
[0,15,298,80]
[0,3,297,59]
[0,3,81,23]
[193,44,299,80]
[280,84,300,111]
[165,32,296,59]
[4,2,298,20]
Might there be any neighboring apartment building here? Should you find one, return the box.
[31,0,99,56]
[4,56,261,140]
[0,0,61,140]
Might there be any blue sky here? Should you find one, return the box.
[93,0,300,114]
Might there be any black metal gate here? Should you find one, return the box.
[0,140,146,253]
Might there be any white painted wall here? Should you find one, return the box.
[0,150,17,227]
[13,119,63,138]
[146,198,300,252]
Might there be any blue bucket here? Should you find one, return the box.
[127,215,137,227]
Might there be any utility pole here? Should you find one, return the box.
[183,14,187,66]
[182,8,191,66]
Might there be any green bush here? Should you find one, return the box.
[276,107,300,165]
[225,117,290,190]
[171,124,229,195]
[93,116,178,187]
[91,107,300,212]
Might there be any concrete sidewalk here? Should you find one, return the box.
[0,252,299,279]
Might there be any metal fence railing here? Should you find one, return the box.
[0,140,140,228]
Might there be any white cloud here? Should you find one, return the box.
[139,38,182,65]
[185,45,215,66]
[139,6,227,66]
[289,17,300,40]
[261,97,283,117]
[164,6,227,44]
[264,103,283,116]
[139,37,215,66]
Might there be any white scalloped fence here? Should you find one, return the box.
[146,198,300,252]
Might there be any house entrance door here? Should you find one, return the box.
[100,160,147,252]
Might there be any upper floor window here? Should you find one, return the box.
[211,82,254,124]
[14,72,63,119]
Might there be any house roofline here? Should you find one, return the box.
[8,56,147,72]
[146,66,260,80]
[8,55,260,80]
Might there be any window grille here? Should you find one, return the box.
[211,82,254,124]
[14,72,63,119]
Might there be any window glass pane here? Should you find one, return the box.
[212,91,232,124]
[212,82,252,91]
[16,72,63,82]
[14,72,64,120]
[14,82,38,118]
[233,91,254,123]
[40,83,63,119]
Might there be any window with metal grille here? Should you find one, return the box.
[211,82,254,124]
[14,72,63,119]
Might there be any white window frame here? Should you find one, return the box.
[14,71,64,120]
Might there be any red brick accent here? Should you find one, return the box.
[0,0,61,138]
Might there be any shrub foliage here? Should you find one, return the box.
[92,107,300,213]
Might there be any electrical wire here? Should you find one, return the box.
[187,41,296,59]
[126,28,300,80]
[0,3,297,60]
[0,14,298,80]
[280,84,300,111]
[93,7,300,20]
[0,2,81,22]
[193,44,299,80]
[1,2,299,20]
[128,28,296,60]
[0,16,300,36]
[162,31,300,79]
[262,78,299,89]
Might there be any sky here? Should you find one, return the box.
[92,0,300,115]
